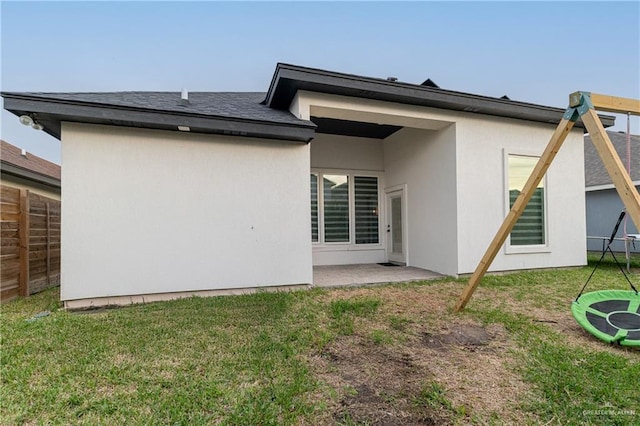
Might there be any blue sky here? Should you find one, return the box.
[2,1,639,164]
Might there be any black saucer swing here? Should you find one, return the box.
[572,211,640,347]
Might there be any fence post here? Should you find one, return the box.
[46,202,51,287]
[19,189,30,297]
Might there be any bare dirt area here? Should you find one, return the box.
[412,321,531,424]
[311,283,536,424]
[320,335,448,425]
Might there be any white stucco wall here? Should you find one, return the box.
[384,126,459,275]
[60,123,312,302]
[310,134,384,171]
[455,117,586,274]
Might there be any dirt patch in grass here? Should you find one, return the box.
[411,321,531,423]
[422,323,495,349]
[312,283,535,424]
[318,335,451,425]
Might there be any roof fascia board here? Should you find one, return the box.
[264,63,287,106]
[266,64,616,128]
[3,94,315,143]
[0,161,61,189]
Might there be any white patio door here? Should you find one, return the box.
[386,189,406,264]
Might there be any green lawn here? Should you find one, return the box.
[1,255,638,425]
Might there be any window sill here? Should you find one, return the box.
[505,245,551,255]
[313,244,384,252]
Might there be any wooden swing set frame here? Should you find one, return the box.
[455,92,640,312]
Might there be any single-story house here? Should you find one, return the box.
[1,139,61,199]
[585,131,640,253]
[1,63,615,308]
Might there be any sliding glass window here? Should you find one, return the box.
[354,176,379,244]
[311,172,379,245]
[323,175,350,243]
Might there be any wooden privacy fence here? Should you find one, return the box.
[1,185,61,302]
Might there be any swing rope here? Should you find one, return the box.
[580,112,639,299]
[577,210,639,301]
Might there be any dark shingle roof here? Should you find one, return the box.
[15,92,305,126]
[2,90,316,142]
[2,63,619,144]
[585,131,640,187]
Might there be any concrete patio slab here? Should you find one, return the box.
[313,264,444,288]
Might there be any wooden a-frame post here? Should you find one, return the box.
[455,92,640,312]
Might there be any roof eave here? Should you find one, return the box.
[586,181,640,192]
[2,93,316,143]
[0,161,61,189]
[265,64,616,129]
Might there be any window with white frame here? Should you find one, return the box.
[310,172,380,245]
[323,174,350,242]
[507,154,546,246]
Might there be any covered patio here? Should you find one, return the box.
[313,264,443,287]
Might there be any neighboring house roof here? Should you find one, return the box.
[0,139,61,189]
[584,131,640,189]
[2,63,616,143]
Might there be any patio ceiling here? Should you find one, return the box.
[311,117,402,139]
